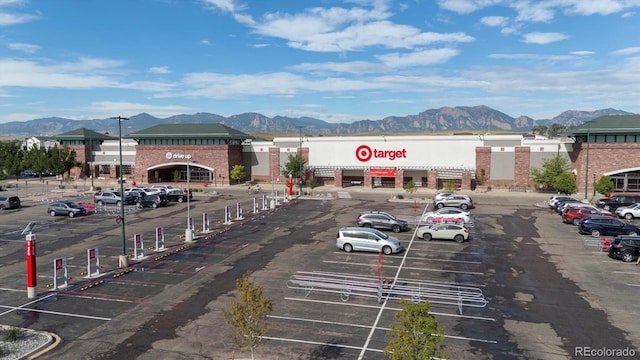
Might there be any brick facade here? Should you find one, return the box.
[514,146,531,186]
[572,142,640,193]
[135,144,242,186]
[475,146,491,185]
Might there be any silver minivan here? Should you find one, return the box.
[336,227,404,255]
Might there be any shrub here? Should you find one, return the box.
[1,327,24,342]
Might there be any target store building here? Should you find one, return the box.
[54,115,640,193]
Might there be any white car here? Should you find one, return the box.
[421,208,472,225]
[417,223,469,243]
[615,203,640,220]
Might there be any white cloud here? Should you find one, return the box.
[376,48,460,67]
[200,39,211,46]
[86,101,192,119]
[148,66,170,74]
[437,0,501,14]
[489,53,575,61]
[570,50,594,56]
[8,42,39,53]
[611,47,640,56]
[201,0,245,13]
[290,61,388,75]
[522,32,569,44]
[480,15,508,27]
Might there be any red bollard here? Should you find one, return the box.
[26,233,37,299]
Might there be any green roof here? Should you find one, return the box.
[128,124,254,140]
[568,115,640,135]
[51,128,116,141]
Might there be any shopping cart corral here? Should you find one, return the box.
[287,271,487,314]
[582,236,613,252]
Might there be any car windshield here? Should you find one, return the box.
[372,229,388,239]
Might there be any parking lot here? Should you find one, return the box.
[1,189,639,359]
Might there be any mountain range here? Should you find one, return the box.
[0,106,634,137]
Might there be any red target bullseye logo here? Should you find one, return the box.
[356,145,372,162]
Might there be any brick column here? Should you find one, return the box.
[427,170,438,190]
[475,146,491,185]
[461,171,471,190]
[395,168,404,189]
[364,168,372,188]
[514,146,531,186]
[269,148,280,185]
[334,169,343,188]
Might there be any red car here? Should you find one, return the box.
[562,206,616,225]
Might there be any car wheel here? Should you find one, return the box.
[436,203,444,209]
[343,243,353,253]
[572,218,580,226]
[97,200,104,206]
[460,204,468,210]
[591,229,601,237]
[152,203,158,208]
[392,225,401,233]
[0,205,5,210]
[424,233,432,241]
[624,213,634,220]
[116,201,122,207]
[603,205,611,211]
[628,231,637,236]
[136,203,142,209]
[362,223,372,228]
[68,212,75,218]
[621,252,635,263]
[382,246,392,255]
[178,197,184,203]
[454,234,464,243]
[49,210,56,217]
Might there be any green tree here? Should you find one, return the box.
[230,164,246,184]
[223,271,273,360]
[48,145,80,178]
[23,147,50,179]
[529,154,571,190]
[554,172,577,195]
[548,123,567,137]
[404,179,416,193]
[0,140,25,181]
[595,175,614,196]
[532,124,549,137]
[282,153,305,181]
[384,299,447,360]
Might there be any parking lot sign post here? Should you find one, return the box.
[87,248,100,277]
[134,233,144,259]
[53,257,68,289]
[156,227,165,250]
[26,233,37,299]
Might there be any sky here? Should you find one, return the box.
[0,0,639,125]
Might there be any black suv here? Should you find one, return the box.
[356,211,409,233]
[578,215,640,237]
[608,236,640,262]
[596,194,640,211]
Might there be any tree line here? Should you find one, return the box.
[0,139,80,181]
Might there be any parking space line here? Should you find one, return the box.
[626,283,640,287]
[613,271,640,275]
[0,293,56,316]
[403,255,481,265]
[284,297,496,321]
[0,288,26,292]
[0,304,111,321]
[261,335,383,353]
[322,260,485,276]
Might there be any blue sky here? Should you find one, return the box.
[1,0,639,124]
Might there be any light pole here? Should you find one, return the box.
[185,157,194,242]
[297,126,303,196]
[111,116,129,268]
[584,122,591,200]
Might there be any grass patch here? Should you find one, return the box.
[1,327,24,342]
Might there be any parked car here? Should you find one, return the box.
[143,187,164,196]
[578,216,640,237]
[421,208,472,225]
[166,189,188,202]
[554,199,585,214]
[356,210,409,233]
[0,195,21,210]
[47,201,87,217]
[433,195,474,210]
[562,207,615,225]
[149,184,176,193]
[548,195,578,209]
[336,227,404,255]
[417,223,469,243]
[596,194,640,211]
[94,191,136,206]
[608,236,640,262]
[137,193,169,208]
[614,203,640,220]
[433,192,454,202]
